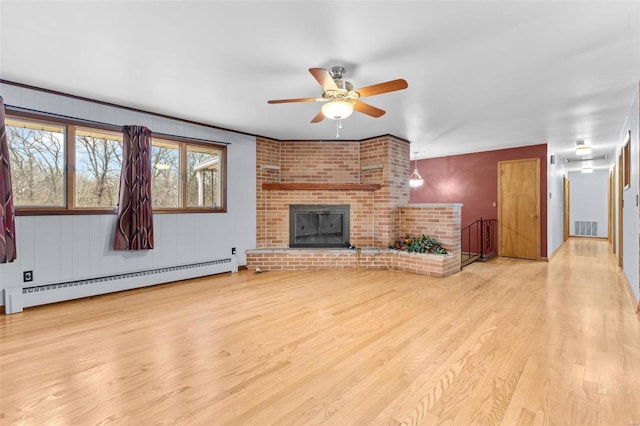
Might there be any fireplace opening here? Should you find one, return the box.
[289,205,350,248]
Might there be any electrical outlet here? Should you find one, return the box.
[23,271,33,282]
[231,247,236,255]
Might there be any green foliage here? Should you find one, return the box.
[389,234,449,254]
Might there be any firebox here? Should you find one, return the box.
[289,205,350,248]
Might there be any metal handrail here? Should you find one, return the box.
[461,218,497,266]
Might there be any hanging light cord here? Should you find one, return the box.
[336,118,343,138]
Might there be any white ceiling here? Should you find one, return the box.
[1,1,639,172]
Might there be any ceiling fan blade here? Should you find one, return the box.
[354,101,386,118]
[355,79,408,98]
[311,110,325,123]
[309,68,338,91]
[267,97,318,104]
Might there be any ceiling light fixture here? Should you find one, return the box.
[581,166,593,173]
[409,151,424,189]
[564,154,608,163]
[322,100,355,138]
[576,146,592,155]
[575,140,591,155]
[321,100,354,120]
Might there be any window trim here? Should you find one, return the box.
[6,109,227,215]
[152,138,227,213]
[71,124,124,210]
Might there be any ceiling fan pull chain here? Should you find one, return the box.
[336,119,340,138]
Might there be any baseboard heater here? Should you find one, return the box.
[4,257,238,314]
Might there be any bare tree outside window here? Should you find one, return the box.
[75,130,122,207]
[7,121,65,206]
[7,115,226,213]
[151,142,180,208]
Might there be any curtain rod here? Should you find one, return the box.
[5,104,231,146]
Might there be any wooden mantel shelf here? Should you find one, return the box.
[262,183,381,191]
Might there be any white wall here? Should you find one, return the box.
[619,85,639,302]
[547,152,567,257]
[0,83,256,306]
[568,170,608,238]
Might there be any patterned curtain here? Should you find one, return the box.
[0,96,17,263]
[114,125,154,250]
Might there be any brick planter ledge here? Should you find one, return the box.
[245,248,460,278]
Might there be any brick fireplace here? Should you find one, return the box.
[246,135,462,277]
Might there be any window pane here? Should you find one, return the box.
[6,118,66,207]
[186,145,222,208]
[75,129,122,207]
[151,141,180,208]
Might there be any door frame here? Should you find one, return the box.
[608,172,613,248]
[497,157,541,260]
[617,151,623,268]
[563,176,570,242]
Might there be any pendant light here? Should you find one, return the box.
[409,151,424,189]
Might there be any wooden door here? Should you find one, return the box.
[611,167,617,253]
[498,158,540,260]
[563,176,570,242]
[608,173,612,246]
[617,152,623,267]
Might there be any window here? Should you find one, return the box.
[151,138,225,211]
[186,145,222,208]
[6,112,226,214]
[75,129,123,208]
[151,140,180,208]
[6,118,66,207]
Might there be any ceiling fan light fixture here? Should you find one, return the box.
[321,100,354,120]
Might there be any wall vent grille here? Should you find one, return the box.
[574,221,597,237]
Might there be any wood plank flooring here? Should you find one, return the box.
[1,238,639,425]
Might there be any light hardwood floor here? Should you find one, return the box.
[1,238,639,425]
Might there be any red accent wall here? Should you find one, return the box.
[410,144,548,258]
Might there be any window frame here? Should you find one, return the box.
[150,138,182,210]
[5,113,68,212]
[71,124,125,211]
[152,135,227,213]
[6,109,227,215]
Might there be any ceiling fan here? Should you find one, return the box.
[267,66,408,123]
